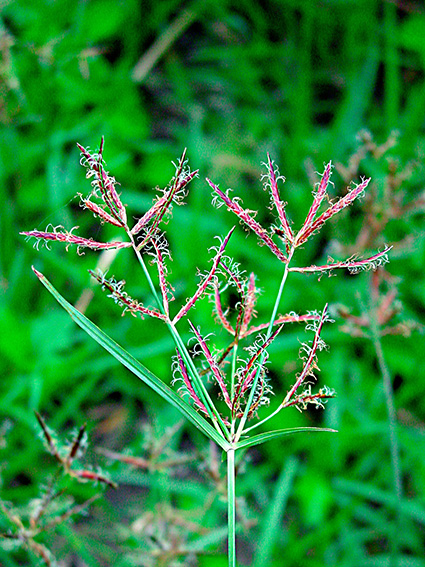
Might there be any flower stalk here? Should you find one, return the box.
[227,448,236,567]
[23,139,391,566]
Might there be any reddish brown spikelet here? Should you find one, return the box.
[289,246,391,275]
[96,449,151,470]
[175,349,210,417]
[98,136,105,155]
[33,542,54,566]
[295,177,370,246]
[300,161,332,237]
[219,259,245,295]
[77,139,127,226]
[236,366,258,400]
[284,305,328,405]
[22,227,132,252]
[172,227,235,324]
[79,195,124,227]
[266,153,293,243]
[233,351,270,418]
[76,141,96,166]
[100,168,127,225]
[131,149,198,241]
[234,325,283,403]
[34,412,117,488]
[34,411,62,464]
[89,270,166,320]
[71,468,117,488]
[150,238,173,317]
[376,288,398,324]
[134,167,199,246]
[241,272,257,335]
[131,193,169,236]
[241,371,269,418]
[233,303,245,344]
[213,285,235,335]
[189,322,232,408]
[216,259,248,339]
[66,423,87,465]
[217,259,247,338]
[245,311,322,338]
[232,368,264,417]
[284,386,335,410]
[208,179,288,263]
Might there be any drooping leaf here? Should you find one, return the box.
[32,267,230,451]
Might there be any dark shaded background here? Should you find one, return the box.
[1,1,425,565]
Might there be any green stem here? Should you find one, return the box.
[132,238,164,312]
[235,247,294,441]
[230,342,239,436]
[129,233,231,441]
[227,448,236,567]
[372,328,402,567]
[230,342,239,401]
[170,319,231,440]
[366,278,402,567]
[242,400,284,435]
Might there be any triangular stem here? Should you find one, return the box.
[227,448,236,567]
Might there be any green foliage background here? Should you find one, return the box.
[1,0,425,565]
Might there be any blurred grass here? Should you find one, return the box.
[1,0,425,565]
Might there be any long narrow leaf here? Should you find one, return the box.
[235,427,337,450]
[32,267,230,451]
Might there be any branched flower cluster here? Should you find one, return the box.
[331,131,424,338]
[22,139,389,444]
[0,413,114,566]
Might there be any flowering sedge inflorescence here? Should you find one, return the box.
[208,156,390,273]
[34,411,116,488]
[0,412,115,567]
[329,131,424,339]
[22,140,390,443]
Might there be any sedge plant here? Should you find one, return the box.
[333,131,423,566]
[1,413,116,566]
[21,139,390,566]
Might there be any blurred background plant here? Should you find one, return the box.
[1,413,115,566]
[1,0,425,565]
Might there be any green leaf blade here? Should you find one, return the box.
[32,267,230,451]
[235,427,337,450]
